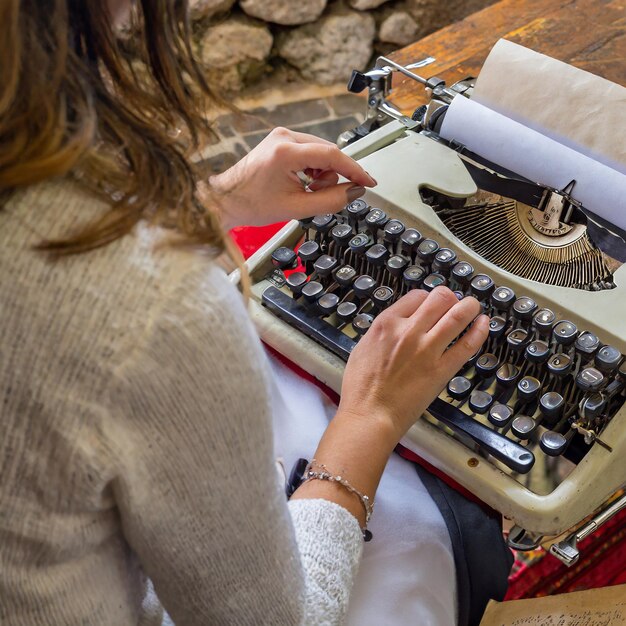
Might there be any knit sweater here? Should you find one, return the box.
[0,180,363,625]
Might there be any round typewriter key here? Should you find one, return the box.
[491,286,516,311]
[579,392,606,419]
[348,233,372,255]
[298,240,321,263]
[317,292,340,316]
[512,296,538,321]
[353,275,377,298]
[336,301,358,322]
[271,246,298,269]
[475,353,500,378]
[365,243,390,267]
[489,316,508,339]
[432,248,457,273]
[575,331,600,360]
[313,255,338,278]
[423,273,447,292]
[365,208,388,232]
[517,376,541,403]
[552,320,578,346]
[386,254,410,278]
[539,391,565,422]
[312,213,336,233]
[488,403,513,427]
[511,415,537,440]
[352,313,374,336]
[400,228,422,253]
[469,389,494,415]
[533,308,556,335]
[525,340,550,364]
[451,261,474,286]
[540,431,569,456]
[595,345,622,373]
[507,328,532,352]
[372,286,394,309]
[286,271,307,295]
[403,265,426,289]
[417,238,440,263]
[447,376,472,400]
[576,367,605,393]
[331,223,354,247]
[334,265,357,288]
[383,219,405,243]
[470,274,495,300]
[301,280,324,304]
[496,363,520,388]
[547,353,573,377]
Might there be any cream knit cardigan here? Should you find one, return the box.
[0,180,363,625]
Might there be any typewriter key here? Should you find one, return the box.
[547,353,573,377]
[489,316,508,340]
[539,392,565,422]
[525,340,550,364]
[365,208,388,233]
[352,313,374,336]
[517,376,541,403]
[312,213,336,234]
[417,239,440,264]
[533,308,556,335]
[579,392,607,419]
[331,223,353,247]
[317,292,340,316]
[334,265,357,288]
[491,286,516,312]
[286,271,307,296]
[511,415,537,440]
[372,286,394,310]
[469,389,494,415]
[488,403,513,427]
[400,228,422,254]
[540,430,570,456]
[301,281,324,304]
[298,240,321,263]
[507,328,532,352]
[383,219,405,244]
[403,265,425,289]
[552,320,578,346]
[453,291,464,301]
[336,301,358,322]
[512,296,538,321]
[595,345,622,373]
[348,233,372,255]
[447,376,472,400]
[271,246,298,270]
[576,367,606,393]
[470,274,495,300]
[386,254,410,278]
[575,331,600,361]
[353,275,377,298]
[496,363,520,388]
[313,255,338,278]
[345,198,369,221]
[475,353,500,378]
[365,243,390,267]
[451,261,474,286]
[432,248,457,273]
[423,273,447,292]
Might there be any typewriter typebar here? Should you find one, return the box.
[237,121,626,541]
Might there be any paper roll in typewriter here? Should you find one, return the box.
[235,39,626,562]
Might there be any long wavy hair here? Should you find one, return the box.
[0,0,233,257]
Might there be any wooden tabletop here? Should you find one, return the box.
[388,0,626,115]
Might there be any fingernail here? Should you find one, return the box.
[347,185,366,202]
[368,174,378,186]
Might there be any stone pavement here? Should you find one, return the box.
[195,93,365,178]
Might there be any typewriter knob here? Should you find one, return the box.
[365,243,390,267]
[312,213,337,234]
[475,352,500,378]
[540,430,570,457]
[298,240,321,263]
[469,389,494,415]
[470,274,495,301]
[417,238,440,264]
[336,301,358,322]
[365,208,389,234]
[286,271,308,296]
[403,265,426,289]
[447,376,472,400]
[517,376,542,403]
[552,320,578,346]
[353,275,377,298]
[352,313,374,336]
[317,292,340,317]
[301,281,324,304]
[488,403,513,428]
[525,340,550,364]
[547,353,573,378]
[432,248,457,273]
[400,228,423,254]
[512,296,538,322]
[383,219,405,244]
[271,246,298,270]
[422,273,447,292]
[491,286,516,312]
[331,223,354,247]
[576,367,606,393]
[333,265,357,288]
[511,415,537,440]
[386,254,410,278]
[539,392,565,423]
[371,286,394,310]
[348,233,373,255]
[574,331,600,361]
[533,308,556,335]
[595,345,622,374]
[451,261,474,287]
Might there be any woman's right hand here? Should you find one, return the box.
[338,286,490,442]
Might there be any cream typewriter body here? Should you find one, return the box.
[234,52,626,562]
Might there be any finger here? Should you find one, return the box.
[308,171,340,190]
[381,289,429,319]
[442,315,490,372]
[409,286,460,331]
[288,130,336,146]
[289,143,377,188]
[428,296,482,348]
[290,181,366,216]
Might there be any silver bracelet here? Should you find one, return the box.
[303,460,374,540]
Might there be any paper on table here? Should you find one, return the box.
[439,95,626,233]
[472,39,626,175]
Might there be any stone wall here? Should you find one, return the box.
[191,0,497,91]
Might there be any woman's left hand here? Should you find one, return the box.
[206,127,377,230]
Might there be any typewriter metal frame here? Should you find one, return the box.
[230,64,626,552]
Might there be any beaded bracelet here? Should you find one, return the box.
[303,459,374,541]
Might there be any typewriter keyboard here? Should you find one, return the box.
[260,199,626,480]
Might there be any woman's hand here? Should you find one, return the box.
[338,287,490,442]
[207,127,377,230]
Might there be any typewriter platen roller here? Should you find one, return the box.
[234,50,626,556]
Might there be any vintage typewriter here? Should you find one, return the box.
[235,44,626,565]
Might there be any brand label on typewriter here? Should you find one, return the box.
[266,268,287,288]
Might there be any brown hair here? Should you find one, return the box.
[0,0,231,257]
